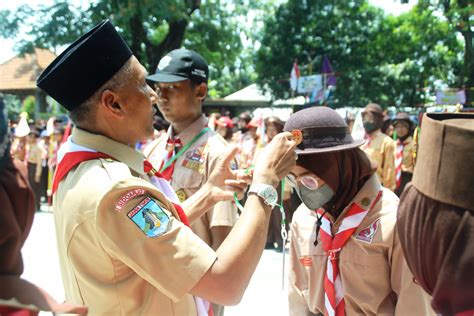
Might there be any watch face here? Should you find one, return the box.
[263,186,278,205]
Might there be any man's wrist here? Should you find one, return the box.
[252,173,279,188]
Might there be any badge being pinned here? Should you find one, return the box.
[128,197,170,238]
[291,129,303,145]
[355,218,380,243]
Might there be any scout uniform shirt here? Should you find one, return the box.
[362,131,396,191]
[288,175,434,316]
[397,136,415,173]
[53,128,217,315]
[145,115,238,246]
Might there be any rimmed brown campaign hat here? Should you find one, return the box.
[36,20,132,111]
[397,112,474,314]
[284,107,364,155]
[392,112,414,129]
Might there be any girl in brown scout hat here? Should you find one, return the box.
[392,112,416,197]
[284,107,433,316]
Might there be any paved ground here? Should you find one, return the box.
[22,211,290,315]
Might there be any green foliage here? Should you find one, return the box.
[256,0,464,108]
[3,94,22,120]
[21,96,36,118]
[0,0,264,98]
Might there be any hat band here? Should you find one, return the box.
[297,134,353,150]
[302,126,347,136]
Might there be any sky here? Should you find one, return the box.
[0,0,417,64]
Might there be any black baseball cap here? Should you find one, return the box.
[146,48,208,84]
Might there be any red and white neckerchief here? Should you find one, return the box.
[53,137,212,315]
[395,139,404,188]
[317,190,382,316]
[160,131,182,181]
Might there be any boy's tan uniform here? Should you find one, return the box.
[145,115,238,246]
[362,131,396,190]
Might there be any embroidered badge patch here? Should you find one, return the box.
[355,218,380,243]
[127,197,170,238]
[115,189,146,211]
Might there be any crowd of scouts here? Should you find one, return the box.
[0,20,472,316]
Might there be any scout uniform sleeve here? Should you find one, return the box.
[288,220,313,316]
[95,178,217,302]
[389,221,434,315]
[382,137,396,191]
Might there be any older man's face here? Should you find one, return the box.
[118,57,158,143]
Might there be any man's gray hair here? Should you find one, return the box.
[69,58,133,126]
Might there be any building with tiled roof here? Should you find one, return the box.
[0,48,56,112]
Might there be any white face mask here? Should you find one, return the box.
[295,183,335,210]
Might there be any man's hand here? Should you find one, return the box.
[206,146,249,202]
[35,175,41,183]
[252,132,297,187]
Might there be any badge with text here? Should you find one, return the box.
[115,189,145,211]
[355,218,380,243]
[175,188,188,203]
[127,197,170,238]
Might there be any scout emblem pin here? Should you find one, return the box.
[291,129,303,145]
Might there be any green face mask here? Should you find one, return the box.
[363,121,378,133]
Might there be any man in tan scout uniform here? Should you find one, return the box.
[284,107,433,316]
[361,103,396,191]
[144,49,238,251]
[36,20,297,315]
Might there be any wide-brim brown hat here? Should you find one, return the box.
[393,112,414,129]
[284,106,364,155]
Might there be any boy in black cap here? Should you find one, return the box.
[284,107,432,316]
[145,48,239,316]
[36,20,296,315]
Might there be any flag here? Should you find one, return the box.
[290,61,300,92]
[322,55,336,87]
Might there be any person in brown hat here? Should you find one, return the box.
[397,113,474,315]
[392,113,415,196]
[0,96,87,315]
[284,107,433,316]
[361,103,396,191]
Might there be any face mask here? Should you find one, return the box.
[295,183,335,211]
[363,121,378,133]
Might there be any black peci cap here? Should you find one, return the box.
[146,48,208,84]
[36,20,133,111]
[284,107,365,155]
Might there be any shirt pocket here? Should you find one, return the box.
[172,161,204,190]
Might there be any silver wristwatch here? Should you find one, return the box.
[248,184,278,208]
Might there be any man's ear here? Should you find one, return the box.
[195,83,208,101]
[100,90,124,118]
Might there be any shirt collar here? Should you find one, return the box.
[168,115,208,146]
[71,127,146,176]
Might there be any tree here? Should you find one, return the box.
[0,0,259,97]
[256,0,463,108]
[416,0,473,106]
